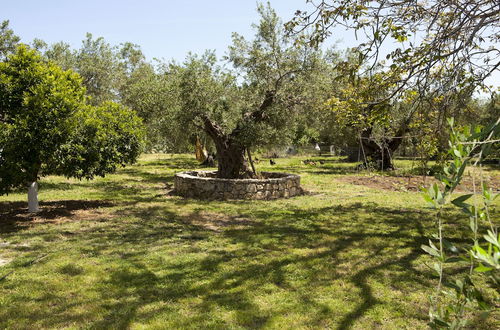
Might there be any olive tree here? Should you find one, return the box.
[287,0,499,168]
[0,45,144,212]
[177,4,317,178]
[119,61,192,152]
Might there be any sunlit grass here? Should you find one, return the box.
[0,154,498,329]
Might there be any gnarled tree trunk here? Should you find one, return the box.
[360,124,407,171]
[201,115,251,179]
[214,137,250,179]
[200,90,275,179]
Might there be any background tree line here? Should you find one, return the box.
[1,1,497,176]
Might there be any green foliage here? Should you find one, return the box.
[176,3,319,154]
[0,45,145,194]
[38,34,189,152]
[177,51,240,136]
[75,33,121,105]
[41,34,147,107]
[289,0,496,165]
[0,45,86,193]
[43,41,76,71]
[421,118,499,328]
[0,20,20,60]
[119,62,188,152]
[289,1,498,95]
[326,69,396,129]
[54,102,145,180]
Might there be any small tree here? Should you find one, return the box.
[326,65,404,169]
[421,118,499,328]
[0,45,144,212]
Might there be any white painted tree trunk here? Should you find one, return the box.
[28,181,39,213]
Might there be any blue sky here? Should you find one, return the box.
[1,0,348,61]
[2,0,497,88]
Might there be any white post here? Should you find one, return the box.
[28,181,39,213]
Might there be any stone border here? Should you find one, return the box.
[174,171,302,200]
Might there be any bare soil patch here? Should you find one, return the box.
[336,174,499,192]
[0,257,11,267]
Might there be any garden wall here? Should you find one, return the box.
[174,171,302,200]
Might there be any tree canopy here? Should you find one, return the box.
[1,2,496,173]
[285,0,499,168]
[288,0,499,96]
[0,20,19,60]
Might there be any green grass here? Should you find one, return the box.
[0,154,498,329]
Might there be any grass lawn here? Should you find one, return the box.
[0,154,498,329]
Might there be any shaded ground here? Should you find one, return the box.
[0,200,114,233]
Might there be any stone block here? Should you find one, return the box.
[246,184,257,193]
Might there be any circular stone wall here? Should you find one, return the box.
[174,171,302,200]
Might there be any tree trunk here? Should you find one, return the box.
[28,181,39,213]
[199,90,275,179]
[214,138,250,179]
[246,148,256,176]
[361,142,395,170]
[202,115,252,179]
[359,126,406,171]
[195,136,208,162]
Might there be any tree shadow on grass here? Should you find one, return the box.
[268,164,361,176]
[35,179,172,204]
[1,200,475,328]
[0,200,114,234]
[87,204,439,327]
[119,168,173,185]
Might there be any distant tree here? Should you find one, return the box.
[119,60,191,152]
[43,41,77,71]
[75,33,121,105]
[177,4,317,178]
[290,49,358,151]
[117,42,145,75]
[0,45,144,212]
[0,20,20,60]
[40,36,179,151]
